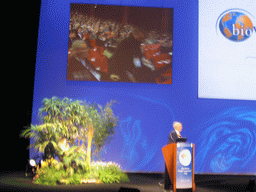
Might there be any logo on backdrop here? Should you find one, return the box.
[216,9,256,42]
[179,149,192,166]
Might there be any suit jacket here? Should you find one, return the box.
[108,34,143,82]
[167,130,179,144]
[109,34,156,83]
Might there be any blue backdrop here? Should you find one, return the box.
[31,0,256,175]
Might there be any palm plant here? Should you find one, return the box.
[20,97,124,185]
[21,123,61,155]
[78,101,118,166]
[21,97,119,167]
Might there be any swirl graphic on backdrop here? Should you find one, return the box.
[120,116,142,161]
[109,92,175,172]
[196,107,256,173]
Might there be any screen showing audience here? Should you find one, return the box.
[67,4,173,84]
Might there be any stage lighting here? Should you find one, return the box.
[29,159,36,167]
[25,159,37,178]
[246,178,255,192]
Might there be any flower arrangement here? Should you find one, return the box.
[21,97,128,185]
[32,158,129,185]
[91,161,121,169]
[90,161,129,184]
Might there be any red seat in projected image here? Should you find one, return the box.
[152,52,171,70]
[143,44,161,61]
[142,44,172,84]
[87,47,108,74]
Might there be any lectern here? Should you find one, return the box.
[162,143,195,192]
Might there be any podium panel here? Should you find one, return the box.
[176,143,193,189]
[162,143,195,192]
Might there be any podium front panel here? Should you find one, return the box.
[176,142,193,189]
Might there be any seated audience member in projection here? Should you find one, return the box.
[109,28,156,83]
[68,29,81,49]
[67,40,110,81]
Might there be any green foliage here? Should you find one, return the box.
[20,124,60,153]
[68,173,83,185]
[20,97,119,162]
[34,159,64,186]
[91,101,119,160]
[20,97,124,185]
[61,146,88,172]
[34,159,129,185]
[34,166,84,185]
[90,161,130,184]
[97,165,130,183]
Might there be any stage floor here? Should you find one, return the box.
[0,172,255,192]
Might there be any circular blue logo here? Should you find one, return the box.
[218,10,254,42]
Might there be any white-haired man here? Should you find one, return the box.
[67,40,110,81]
[168,121,183,143]
[161,121,183,192]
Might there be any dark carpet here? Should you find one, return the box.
[0,172,255,192]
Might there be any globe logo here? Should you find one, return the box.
[179,149,192,167]
[218,10,255,42]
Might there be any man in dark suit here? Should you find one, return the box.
[109,28,156,83]
[168,121,183,144]
[162,121,183,192]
